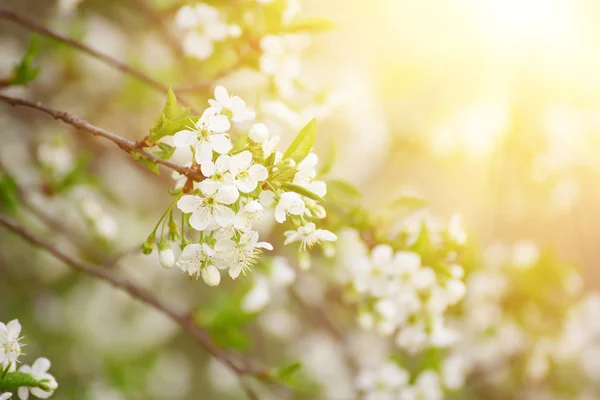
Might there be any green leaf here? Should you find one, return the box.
[280,182,324,202]
[388,195,427,216]
[0,174,19,213]
[131,151,159,174]
[163,88,190,121]
[230,133,248,154]
[148,88,191,142]
[276,362,302,379]
[9,36,40,86]
[153,142,176,160]
[319,141,336,176]
[283,118,316,164]
[326,179,362,200]
[284,17,337,33]
[0,371,46,391]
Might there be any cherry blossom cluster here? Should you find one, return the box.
[337,214,467,354]
[148,86,335,286]
[173,1,310,97]
[0,320,58,400]
[174,3,241,60]
[355,358,464,400]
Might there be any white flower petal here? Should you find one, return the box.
[177,195,200,213]
[209,134,233,154]
[216,184,239,205]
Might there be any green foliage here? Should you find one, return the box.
[318,141,336,176]
[283,118,317,164]
[0,173,19,213]
[152,142,176,160]
[194,292,255,350]
[52,154,93,193]
[386,195,427,217]
[131,151,159,175]
[148,89,192,142]
[283,17,336,34]
[0,371,46,391]
[9,36,40,86]
[325,179,362,204]
[280,182,324,202]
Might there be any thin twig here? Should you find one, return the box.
[0,214,267,399]
[0,94,205,181]
[0,7,181,99]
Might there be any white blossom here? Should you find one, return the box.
[172,110,232,164]
[274,192,305,223]
[177,184,238,231]
[214,231,273,279]
[201,264,221,286]
[233,200,264,231]
[208,86,255,123]
[159,248,175,269]
[176,243,216,279]
[229,151,269,193]
[283,223,337,250]
[176,4,230,60]
[0,393,12,400]
[18,358,58,400]
[249,123,270,143]
[0,320,22,366]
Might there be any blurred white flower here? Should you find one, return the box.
[0,319,23,366]
[284,222,337,250]
[208,86,255,123]
[18,358,58,400]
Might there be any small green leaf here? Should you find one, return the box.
[280,182,324,202]
[230,133,249,154]
[326,179,362,200]
[0,371,45,391]
[284,17,336,33]
[131,151,159,174]
[268,166,297,183]
[153,142,176,160]
[319,141,336,176]
[283,118,317,164]
[0,174,19,213]
[9,36,40,86]
[388,195,427,215]
[148,88,192,142]
[163,88,190,121]
[277,362,302,379]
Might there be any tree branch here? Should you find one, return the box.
[0,6,178,99]
[0,94,205,181]
[0,213,266,398]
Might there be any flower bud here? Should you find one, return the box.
[313,205,327,219]
[249,123,269,143]
[142,234,156,255]
[168,217,180,241]
[202,265,221,286]
[159,248,175,269]
[281,158,296,168]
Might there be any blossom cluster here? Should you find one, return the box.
[355,359,463,400]
[173,1,310,97]
[0,320,58,400]
[149,86,335,286]
[337,214,467,354]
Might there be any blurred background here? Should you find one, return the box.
[1,0,600,399]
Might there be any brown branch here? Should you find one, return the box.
[0,213,267,398]
[0,7,172,95]
[0,94,205,181]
